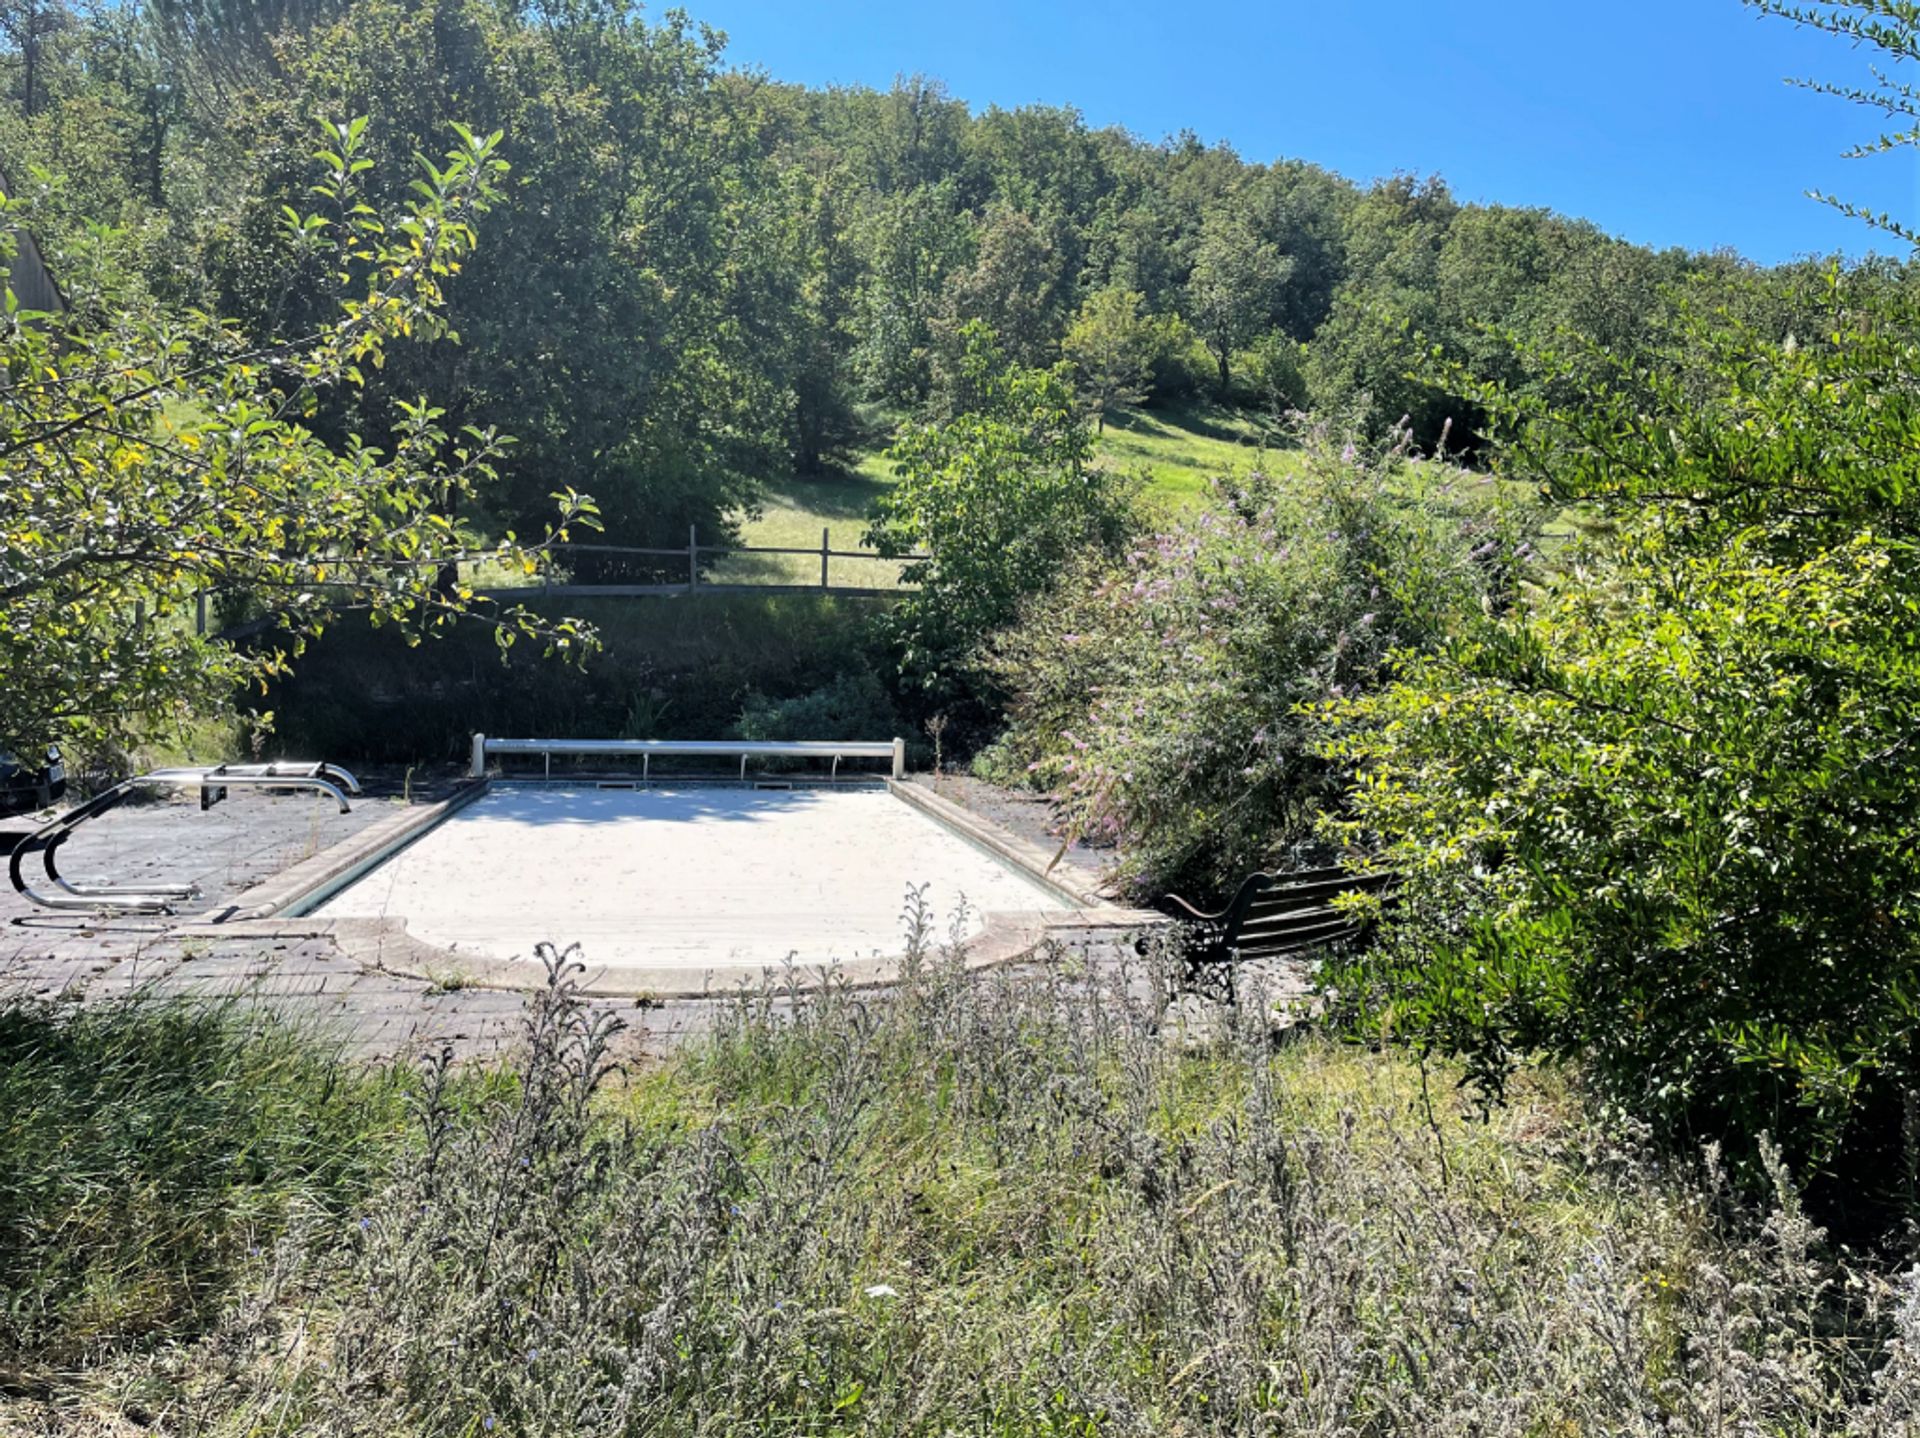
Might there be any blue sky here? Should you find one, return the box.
[686,0,1916,265]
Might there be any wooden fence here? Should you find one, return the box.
[195,526,928,638]
[478,527,929,600]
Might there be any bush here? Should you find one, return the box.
[735,666,903,743]
[867,323,1135,721]
[1144,311,1214,400]
[1319,275,1920,1224]
[1242,328,1310,418]
[982,423,1532,899]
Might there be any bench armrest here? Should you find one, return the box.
[1158,892,1224,923]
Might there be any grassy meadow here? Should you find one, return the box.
[452,402,1287,593]
[2,943,1907,1436]
[711,401,1287,588]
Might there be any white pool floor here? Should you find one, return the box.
[313,785,1069,971]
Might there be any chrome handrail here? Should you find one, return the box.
[7,762,358,915]
[472,734,906,781]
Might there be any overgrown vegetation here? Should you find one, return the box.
[0,119,596,756]
[261,593,897,762]
[7,949,1920,1433]
[0,994,413,1364]
[868,325,1135,714]
[1318,269,1920,1226]
[9,0,1920,1421]
[981,422,1531,898]
[964,1,1920,1230]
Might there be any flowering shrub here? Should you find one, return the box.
[982,424,1534,898]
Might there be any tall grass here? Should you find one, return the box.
[10,927,1919,1433]
[0,994,409,1366]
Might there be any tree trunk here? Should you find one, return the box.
[1215,347,1231,398]
[146,107,166,206]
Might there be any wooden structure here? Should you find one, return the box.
[478,531,930,602]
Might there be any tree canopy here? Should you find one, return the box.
[0,117,594,754]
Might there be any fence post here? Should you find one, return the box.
[821,527,830,589]
[470,733,487,779]
[688,523,698,591]
[891,737,905,781]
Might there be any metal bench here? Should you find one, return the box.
[1156,865,1397,1003]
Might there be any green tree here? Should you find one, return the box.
[850,180,969,406]
[868,322,1131,706]
[0,119,595,754]
[1060,285,1160,430]
[1311,0,1920,1220]
[1185,206,1287,396]
[207,0,802,576]
[932,204,1062,397]
[1243,328,1309,426]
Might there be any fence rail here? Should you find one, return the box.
[194,527,929,636]
[472,734,906,781]
[507,526,928,600]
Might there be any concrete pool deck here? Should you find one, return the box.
[7,769,1158,1011]
[307,783,1105,993]
[0,772,1267,1060]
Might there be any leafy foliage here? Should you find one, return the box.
[1059,285,1165,430]
[867,324,1133,706]
[734,665,902,744]
[0,0,1836,514]
[0,118,594,754]
[985,425,1530,897]
[1186,206,1289,396]
[216,0,794,573]
[1320,272,1920,1208]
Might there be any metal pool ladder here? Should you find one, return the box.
[6,761,361,915]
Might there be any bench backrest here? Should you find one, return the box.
[1224,869,1395,960]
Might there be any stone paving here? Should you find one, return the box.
[1,769,1167,1064]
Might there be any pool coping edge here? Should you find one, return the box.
[183,772,1165,997]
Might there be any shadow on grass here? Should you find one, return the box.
[1107,401,1266,447]
[755,463,895,523]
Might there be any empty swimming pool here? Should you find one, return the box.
[311,784,1075,983]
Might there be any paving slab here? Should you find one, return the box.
[1,767,1174,1064]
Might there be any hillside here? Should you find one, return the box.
[716,401,1283,586]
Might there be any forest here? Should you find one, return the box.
[1,0,1874,547]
